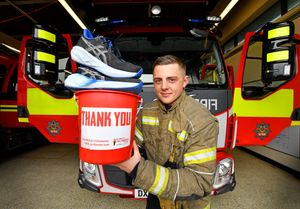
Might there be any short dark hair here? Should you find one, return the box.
[152,55,186,74]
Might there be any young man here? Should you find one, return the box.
[114,55,219,209]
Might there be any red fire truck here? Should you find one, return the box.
[0,20,299,198]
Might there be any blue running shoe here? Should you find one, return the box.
[71,29,143,78]
[64,67,143,94]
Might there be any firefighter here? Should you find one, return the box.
[114,55,218,209]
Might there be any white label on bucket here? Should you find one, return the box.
[80,107,132,150]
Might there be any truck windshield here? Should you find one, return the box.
[114,33,227,87]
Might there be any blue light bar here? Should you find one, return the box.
[188,19,205,23]
[110,19,126,24]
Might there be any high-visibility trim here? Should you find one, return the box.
[0,105,17,108]
[267,50,289,62]
[168,121,188,142]
[18,117,29,123]
[168,121,176,134]
[291,121,300,126]
[149,165,169,196]
[177,130,188,142]
[184,147,216,166]
[204,203,211,209]
[268,26,290,40]
[35,51,56,64]
[35,28,56,43]
[27,88,77,115]
[0,104,17,112]
[233,88,293,117]
[142,116,159,126]
[134,127,144,143]
[0,109,17,112]
[213,70,217,82]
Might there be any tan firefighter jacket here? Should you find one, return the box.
[133,92,219,209]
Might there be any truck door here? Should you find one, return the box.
[232,21,300,148]
[17,25,79,144]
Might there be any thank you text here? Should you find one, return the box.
[80,107,132,150]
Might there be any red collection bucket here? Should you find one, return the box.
[75,90,141,164]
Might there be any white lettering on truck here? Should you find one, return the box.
[199,99,218,111]
[189,95,218,111]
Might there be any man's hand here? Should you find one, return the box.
[113,140,141,173]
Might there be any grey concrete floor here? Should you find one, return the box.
[0,143,299,209]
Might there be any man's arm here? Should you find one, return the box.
[117,119,218,201]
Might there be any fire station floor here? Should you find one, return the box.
[0,143,299,209]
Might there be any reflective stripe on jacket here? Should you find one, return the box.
[133,92,219,209]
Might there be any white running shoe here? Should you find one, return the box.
[64,70,143,94]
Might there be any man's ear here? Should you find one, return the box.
[183,75,189,88]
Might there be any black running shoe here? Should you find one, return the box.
[71,29,143,78]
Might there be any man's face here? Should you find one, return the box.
[153,63,189,105]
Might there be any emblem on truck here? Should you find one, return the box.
[254,122,271,140]
[47,120,62,136]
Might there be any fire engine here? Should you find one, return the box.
[0,20,299,198]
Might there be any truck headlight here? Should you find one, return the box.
[213,158,234,189]
[80,161,102,187]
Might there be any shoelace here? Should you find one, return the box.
[84,35,126,65]
[99,38,126,64]
[82,36,110,64]
[77,67,106,80]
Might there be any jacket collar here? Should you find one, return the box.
[157,91,186,112]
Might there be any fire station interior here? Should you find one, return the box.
[1,0,300,209]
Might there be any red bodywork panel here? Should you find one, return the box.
[0,100,32,128]
[29,115,79,144]
[0,54,31,128]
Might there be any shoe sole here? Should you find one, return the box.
[64,73,143,94]
[76,66,141,83]
[71,46,143,78]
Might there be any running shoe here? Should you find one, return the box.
[64,68,143,94]
[71,29,143,78]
